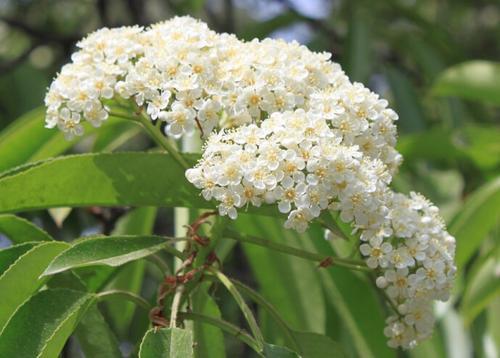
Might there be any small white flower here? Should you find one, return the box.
[360,236,392,268]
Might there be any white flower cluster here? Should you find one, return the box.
[45,17,401,172]
[45,16,455,349]
[187,110,456,349]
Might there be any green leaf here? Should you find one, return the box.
[461,253,500,324]
[0,107,127,173]
[0,289,94,358]
[409,326,446,358]
[458,125,500,171]
[0,152,279,217]
[192,282,226,358]
[0,241,69,331]
[92,121,140,152]
[0,152,206,214]
[397,128,461,164]
[450,176,500,269]
[292,331,345,358]
[487,297,500,351]
[43,235,176,276]
[385,67,426,133]
[263,343,300,358]
[431,61,500,105]
[105,207,157,338]
[234,215,326,335]
[0,242,37,275]
[75,304,122,358]
[310,234,394,358]
[0,107,50,173]
[0,214,52,243]
[139,327,194,358]
[41,264,123,358]
[345,5,372,83]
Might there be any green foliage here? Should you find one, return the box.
[0,242,68,331]
[450,176,500,268]
[0,1,498,357]
[75,305,122,358]
[0,289,94,358]
[43,235,176,275]
[0,153,205,214]
[263,343,301,358]
[0,214,52,243]
[139,328,194,358]
[432,61,500,105]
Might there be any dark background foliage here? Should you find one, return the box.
[0,0,498,357]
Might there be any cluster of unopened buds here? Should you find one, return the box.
[45,16,456,349]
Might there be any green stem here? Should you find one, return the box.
[97,290,151,311]
[170,285,185,328]
[208,268,265,350]
[136,112,190,170]
[230,278,302,353]
[179,311,262,354]
[108,111,136,121]
[224,229,369,272]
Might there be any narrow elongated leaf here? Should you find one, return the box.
[42,264,123,358]
[43,235,174,275]
[345,5,372,82]
[139,327,194,358]
[461,254,500,324]
[0,289,94,358]
[431,61,500,105]
[75,305,122,358]
[386,67,426,133]
[92,121,141,152]
[264,343,300,358]
[234,215,326,335]
[192,282,226,358]
[311,234,394,358]
[293,331,345,358]
[105,207,156,338]
[0,214,52,243]
[0,241,68,331]
[450,176,500,268]
[0,242,37,275]
[487,298,500,351]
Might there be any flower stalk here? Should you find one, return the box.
[224,229,369,272]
